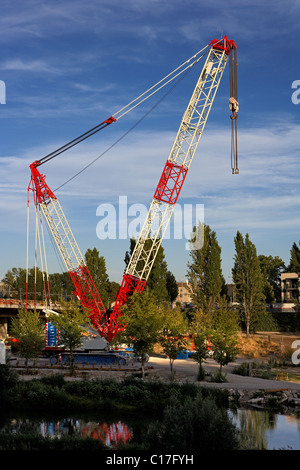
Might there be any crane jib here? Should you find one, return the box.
[26,36,238,343]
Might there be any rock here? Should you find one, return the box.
[248,397,265,404]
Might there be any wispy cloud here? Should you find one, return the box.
[1,58,61,74]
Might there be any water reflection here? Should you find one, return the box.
[82,421,132,448]
[2,409,300,450]
[230,409,300,450]
[4,417,133,448]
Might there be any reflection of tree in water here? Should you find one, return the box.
[232,409,277,450]
[2,418,41,435]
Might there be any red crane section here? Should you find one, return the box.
[28,160,109,336]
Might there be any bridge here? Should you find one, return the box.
[0,299,50,310]
[0,299,60,340]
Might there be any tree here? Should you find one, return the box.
[10,309,45,370]
[191,296,239,380]
[107,281,120,307]
[159,307,188,380]
[258,255,286,303]
[187,223,225,316]
[85,247,110,307]
[210,332,239,378]
[209,297,240,377]
[124,237,169,303]
[48,300,88,375]
[191,310,212,380]
[48,272,74,302]
[288,241,300,273]
[117,290,162,378]
[166,271,178,304]
[2,267,45,301]
[2,267,26,297]
[232,231,265,335]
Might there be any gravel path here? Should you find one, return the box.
[147,355,300,391]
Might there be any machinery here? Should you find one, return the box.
[27,35,238,354]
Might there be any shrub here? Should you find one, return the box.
[232,362,251,376]
[0,364,19,390]
[0,433,107,451]
[145,394,239,451]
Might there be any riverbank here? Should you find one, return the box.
[10,352,300,413]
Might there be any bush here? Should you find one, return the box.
[145,394,239,451]
[0,433,107,450]
[232,362,250,376]
[0,364,19,390]
[40,374,66,388]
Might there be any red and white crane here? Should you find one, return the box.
[27,35,238,344]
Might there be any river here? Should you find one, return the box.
[1,407,300,450]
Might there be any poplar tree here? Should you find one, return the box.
[288,241,300,273]
[232,231,265,335]
[85,247,110,307]
[187,223,224,316]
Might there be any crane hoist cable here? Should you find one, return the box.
[229,45,239,173]
[36,43,211,169]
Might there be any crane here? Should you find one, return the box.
[27,35,238,346]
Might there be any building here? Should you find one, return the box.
[281,273,299,303]
[175,281,192,306]
[265,273,300,314]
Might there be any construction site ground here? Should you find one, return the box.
[6,332,300,392]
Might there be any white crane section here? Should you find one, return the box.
[125,45,229,284]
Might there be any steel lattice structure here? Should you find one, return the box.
[108,36,237,341]
[28,36,237,342]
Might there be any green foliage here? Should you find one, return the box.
[166,270,178,303]
[288,241,300,273]
[187,223,225,316]
[191,329,211,375]
[258,254,286,303]
[210,332,239,371]
[118,290,163,378]
[0,433,107,451]
[10,309,45,364]
[232,231,266,335]
[254,310,279,332]
[48,300,88,375]
[159,307,188,379]
[124,237,169,302]
[192,297,240,374]
[0,364,19,391]
[145,394,239,451]
[85,247,110,307]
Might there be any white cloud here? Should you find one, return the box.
[1,59,61,74]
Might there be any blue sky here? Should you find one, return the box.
[1,0,300,289]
